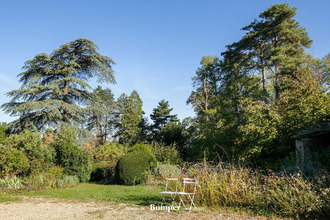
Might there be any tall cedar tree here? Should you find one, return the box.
[2,38,115,132]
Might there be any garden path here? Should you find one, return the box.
[0,197,278,220]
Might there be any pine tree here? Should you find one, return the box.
[1,38,115,132]
[222,3,312,102]
[150,100,178,134]
[187,56,220,121]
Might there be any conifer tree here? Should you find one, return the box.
[150,100,178,135]
[1,38,115,132]
[222,3,312,102]
[116,90,143,146]
[87,86,117,144]
[187,56,220,121]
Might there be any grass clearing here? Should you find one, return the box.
[0,194,20,203]
[16,183,163,206]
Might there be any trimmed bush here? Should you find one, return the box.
[90,161,113,183]
[116,150,157,185]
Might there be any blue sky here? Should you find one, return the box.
[0,0,329,123]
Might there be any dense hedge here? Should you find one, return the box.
[90,161,113,183]
[116,150,157,185]
[52,127,92,182]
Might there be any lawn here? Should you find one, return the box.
[0,183,163,206]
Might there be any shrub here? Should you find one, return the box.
[5,129,55,175]
[0,123,7,145]
[94,141,125,162]
[129,143,151,153]
[43,166,65,188]
[156,122,185,147]
[154,164,181,179]
[116,150,157,185]
[0,144,30,177]
[0,176,23,189]
[55,175,79,188]
[22,173,47,189]
[186,162,329,219]
[53,127,92,182]
[90,161,113,183]
[149,142,182,165]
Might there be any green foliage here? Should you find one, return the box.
[90,161,113,183]
[5,130,54,175]
[238,102,281,164]
[0,123,7,144]
[116,90,143,145]
[20,183,162,205]
[150,100,178,136]
[149,142,182,165]
[318,53,330,92]
[87,86,117,145]
[129,143,151,153]
[116,150,157,185]
[156,122,185,147]
[93,141,124,179]
[0,144,30,178]
[45,166,64,181]
[94,141,125,162]
[53,127,92,182]
[1,38,116,132]
[184,4,329,168]
[0,176,23,189]
[153,164,181,179]
[187,56,221,121]
[189,163,329,218]
[55,175,79,188]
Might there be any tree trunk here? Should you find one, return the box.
[64,72,69,102]
[273,36,280,101]
[261,57,268,104]
[203,77,209,121]
[275,64,280,100]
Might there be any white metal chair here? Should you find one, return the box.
[177,178,197,211]
[160,178,179,206]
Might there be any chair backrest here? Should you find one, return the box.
[165,178,178,192]
[182,178,197,194]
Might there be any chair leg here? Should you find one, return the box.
[178,195,186,210]
[188,195,196,212]
[161,195,165,206]
[171,194,178,206]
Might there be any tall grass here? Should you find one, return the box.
[184,163,329,218]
